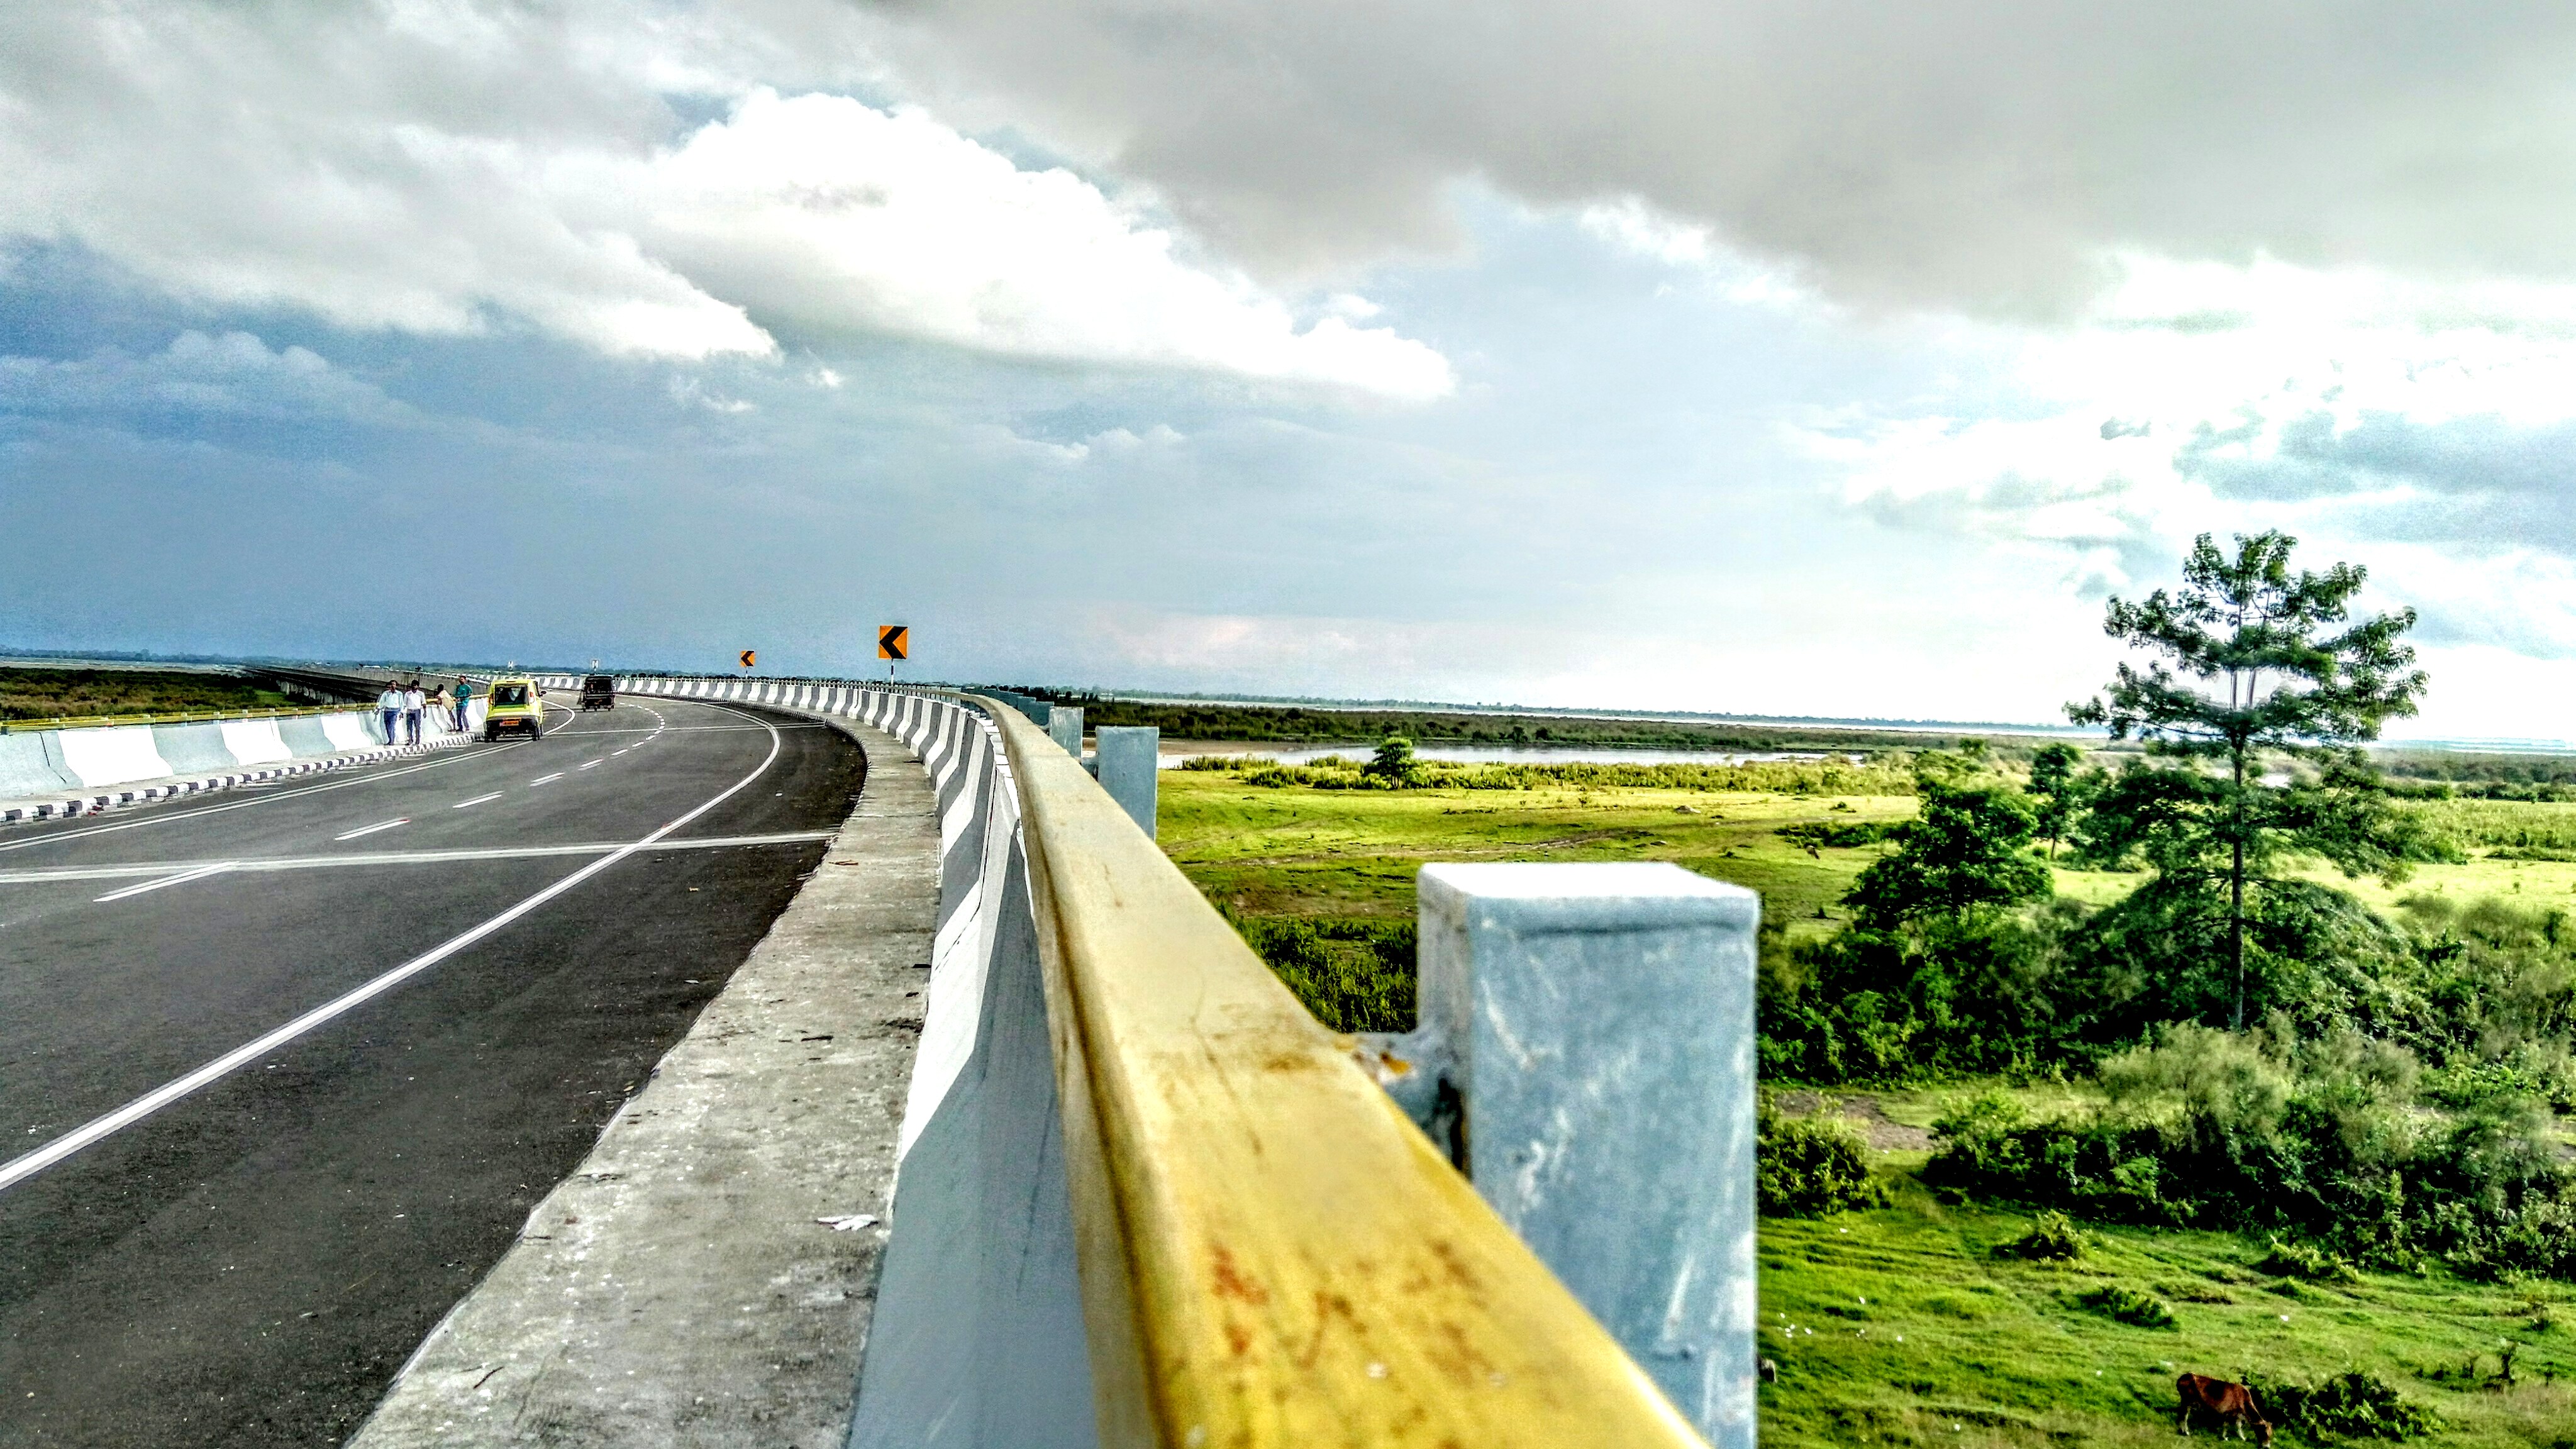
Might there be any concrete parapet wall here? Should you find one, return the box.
[57,724,170,789]
[153,721,241,775]
[0,705,475,824]
[600,677,1095,1448]
[0,734,75,798]
[352,697,941,1449]
[218,718,296,765]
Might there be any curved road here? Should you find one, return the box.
[0,691,865,1446]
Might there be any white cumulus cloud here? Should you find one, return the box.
[0,2,1450,397]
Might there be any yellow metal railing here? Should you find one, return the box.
[983,697,1709,1448]
[0,703,359,735]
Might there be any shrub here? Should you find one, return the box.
[2072,1284,2175,1329]
[1363,734,1420,784]
[1925,1028,2576,1279]
[2255,1235,2363,1284]
[1237,916,1416,1033]
[1775,819,1901,850]
[2245,1369,2440,1441]
[1994,1211,2087,1262]
[1757,1101,1889,1216]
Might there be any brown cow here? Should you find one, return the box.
[2175,1373,2272,1445]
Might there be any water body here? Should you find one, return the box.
[1157,742,1855,769]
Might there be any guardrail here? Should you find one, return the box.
[614,674,1737,1448]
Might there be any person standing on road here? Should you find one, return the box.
[377,683,402,745]
[451,675,474,732]
[426,682,448,737]
[402,680,426,745]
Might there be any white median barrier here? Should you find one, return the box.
[320,713,377,750]
[218,718,295,765]
[0,734,77,797]
[0,704,477,824]
[57,724,172,789]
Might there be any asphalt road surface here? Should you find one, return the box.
[0,691,867,1446]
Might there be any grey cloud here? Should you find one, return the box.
[866,1,2576,315]
[2180,408,2576,513]
[0,331,418,426]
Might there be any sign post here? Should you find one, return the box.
[877,625,908,682]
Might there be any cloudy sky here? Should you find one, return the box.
[8,2,2576,739]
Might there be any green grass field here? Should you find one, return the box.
[1159,765,2576,1445]
[1163,766,2576,984]
[1758,1172,2575,1448]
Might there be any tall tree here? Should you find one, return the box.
[2067,531,2428,1029]
[2026,742,2087,860]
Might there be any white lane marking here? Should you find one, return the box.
[579,760,602,770]
[0,704,786,1197]
[612,749,628,756]
[531,724,811,735]
[452,792,504,809]
[1,832,840,884]
[528,774,564,786]
[334,818,410,841]
[0,742,523,856]
[92,862,232,903]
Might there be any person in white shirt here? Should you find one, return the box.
[402,682,426,745]
[377,685,402,745]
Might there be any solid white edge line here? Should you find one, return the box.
[92,862,232,904]
[0,702,785,1196]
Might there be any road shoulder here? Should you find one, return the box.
[347,715,937,1449]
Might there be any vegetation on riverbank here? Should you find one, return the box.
[0,665,290,723]
[1014,686,2069,755]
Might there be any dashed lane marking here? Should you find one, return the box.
[528,774,564,786]
[0,702,785,1196]
[334,818,410,841]
[579,760,602,770]
[452,793,504,809]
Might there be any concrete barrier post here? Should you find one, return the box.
[1410,862,1760,1449]
[1045,704,1083,757]
[1091,726,1159,838]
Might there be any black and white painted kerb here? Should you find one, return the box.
[0,711,484,824]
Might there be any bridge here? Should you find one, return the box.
[0,672,1757,1448]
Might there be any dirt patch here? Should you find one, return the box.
[1773,1091,1933,1152]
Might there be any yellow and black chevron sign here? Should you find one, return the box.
[877,626,909,661]
[738,650,756,669]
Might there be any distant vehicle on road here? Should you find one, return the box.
[580,675,616,711]
[482,677,545,740]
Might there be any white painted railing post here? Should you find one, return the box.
[1045,705,1083,756]
[1090,726,1158,838]
[1376,862,1759,1448]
